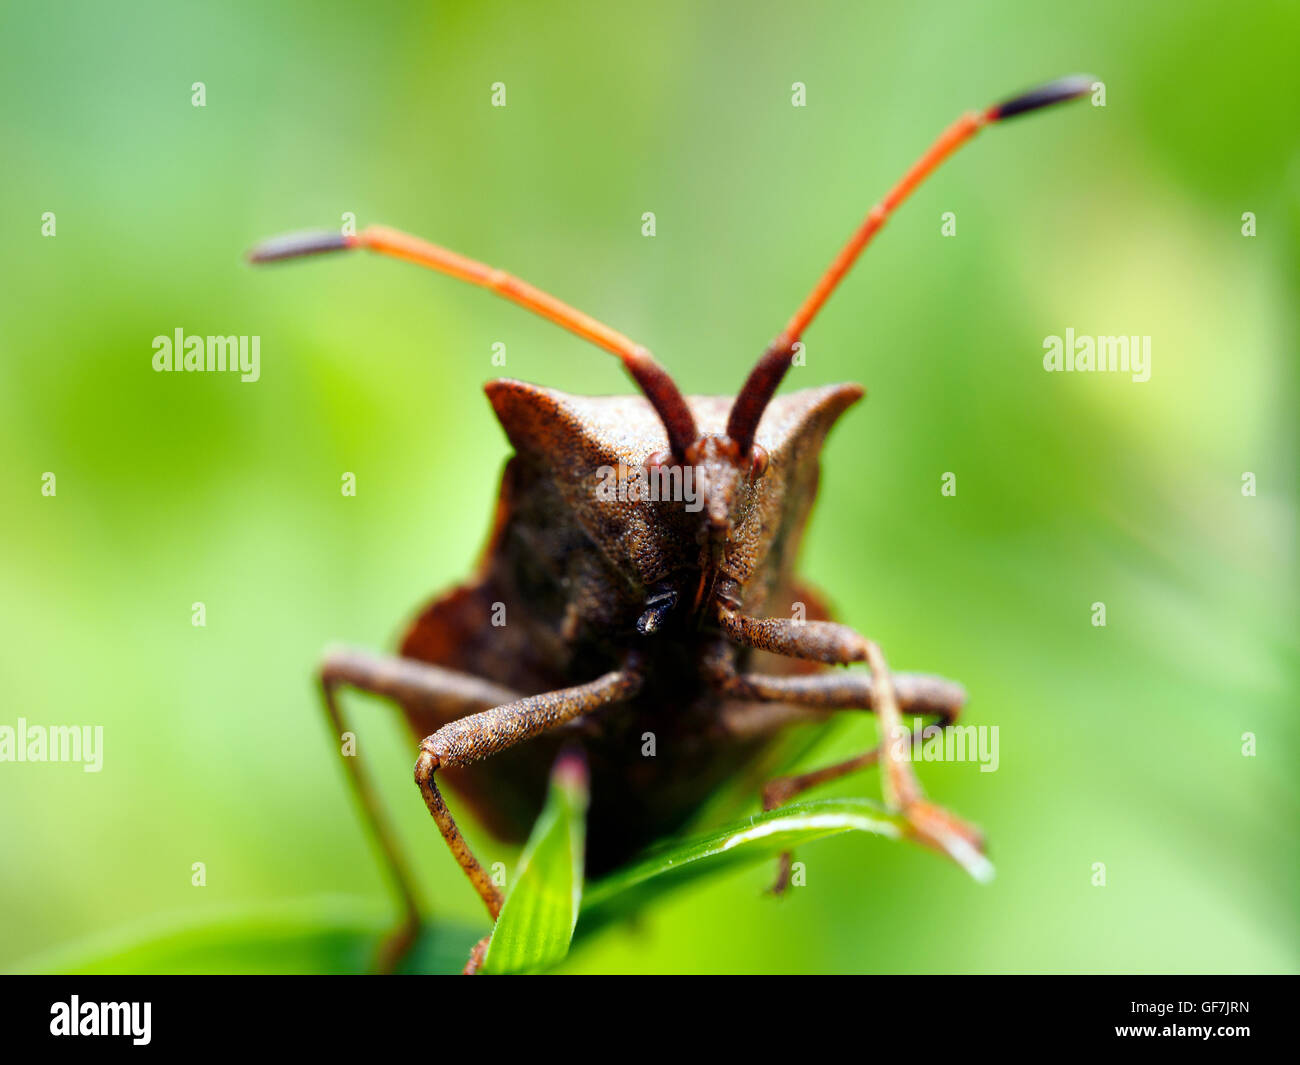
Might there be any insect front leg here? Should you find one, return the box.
[413,657,644,971]
[713,610,984,887]
[320,647,525,970]
[707,653,967,893]
[760,700,965,894]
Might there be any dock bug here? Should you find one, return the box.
[250,76,1094,972]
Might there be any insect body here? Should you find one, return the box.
[250,76,1094,972]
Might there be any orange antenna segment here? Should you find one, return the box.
[727,75,1094,454]
[782,112,985,343]
[248,225,699,458]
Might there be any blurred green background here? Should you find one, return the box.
[1,0,1296,974]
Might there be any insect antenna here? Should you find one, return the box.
[726,74,1095,455]
[248,226,699,459]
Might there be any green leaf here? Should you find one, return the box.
[479,752,589,974]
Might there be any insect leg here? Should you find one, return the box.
[319,646,523,970]
[763,750,882,896]
[712,670,964,740]
[413,659,644,926]
[714,610,986,883]
[710,665,966,725]
[705,640,967,889]
[761,707,966,893]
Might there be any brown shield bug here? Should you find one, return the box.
[249,75,1094,973]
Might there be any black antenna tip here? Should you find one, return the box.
[246,230,352,263]
[989,75,1095,121]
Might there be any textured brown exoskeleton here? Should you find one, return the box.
[250,76,1093,973]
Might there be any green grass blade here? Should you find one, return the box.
[479,751,589,974]
[578,796,991,933]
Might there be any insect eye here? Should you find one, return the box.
[748,445,769,480]
[636,589,677,635]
